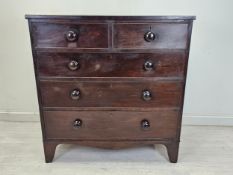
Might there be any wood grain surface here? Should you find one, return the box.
[37,52,186,78]
[40,80,183,108]
[44,110,179,140]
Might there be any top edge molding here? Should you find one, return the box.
[25,15,196,21]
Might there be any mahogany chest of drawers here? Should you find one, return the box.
[26,15,195,163]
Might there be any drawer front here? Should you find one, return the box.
[44,110,179,139]
[114,23,188,49]
[31,23,108,48]
[40,80,183,108]
[37,52,185,78]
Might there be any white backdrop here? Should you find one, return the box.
[0,0,233,125]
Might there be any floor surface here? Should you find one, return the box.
[0,118,233,175]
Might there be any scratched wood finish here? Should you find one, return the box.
[37,52,186,77]
[40,80,183,108]
[31,23,108,48]
[26,15,195,163]
[114,23,188,49]
[44,110,179,139]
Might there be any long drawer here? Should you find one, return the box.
[37,52,186,78]
[44,110,179,140]
[40,80,183,108]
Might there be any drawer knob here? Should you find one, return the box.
[68,60,80,71]
[70,89,81,100]
[73,119,82,128]
[144,31,157,42]
[66,29,79,42]
[144,61,154,71]
[142,90,152,101]
[141,119,150,129]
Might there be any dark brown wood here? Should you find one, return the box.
[35,48,188,53]
[25,15,196,21]
[31,22,108,48]
[43,141,58,163]
[176,21,194,144]
[165,141,180,163]
[37,52,186,78]
[39,80,183,108]
[44,110,179,139]
[114,23,189,49]
[27,20,48,144]
[42,139,178,162]
[26,15,195,163]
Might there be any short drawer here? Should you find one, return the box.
[40,80,183,108]
[44,110,179,140]
[31,22,108,48]
[114,23,188,49]
[37,52,186,78]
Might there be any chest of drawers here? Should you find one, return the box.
[26,15,195,163]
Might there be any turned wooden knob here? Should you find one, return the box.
[68,60,80,71]
[144,31,158,42]
[141,119,150,129]
[70,89,81,100]
[142,90,152,101]
[73,119,82,128]
[65,29,79,42]
[144,61,154,71]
